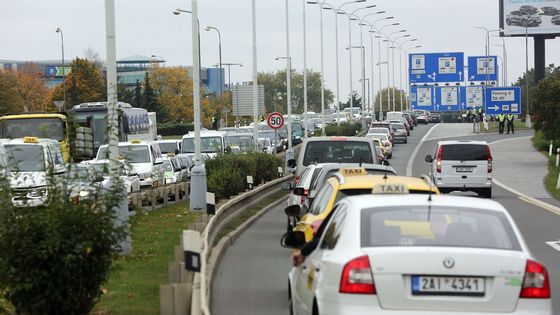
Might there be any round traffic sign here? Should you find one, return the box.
[267,112,284,130]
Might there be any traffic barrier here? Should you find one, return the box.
[159,174,293,315]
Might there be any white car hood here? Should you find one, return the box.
[10,172,47,189]
[131,163,153,174]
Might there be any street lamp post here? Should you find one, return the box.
[386,29,406,111]
[525,17,533,127]
[218,63,242,125]
[493,35,508,86]
[204,26,223,95]
[348,45,365,113]
[303,0,308,136]
[277,57,292,149]
[252,0,259,146]
[402,43,421,109]
[392,34,411,111]
[55,27,66,110]
[358,11,385,115]
[375,22,399,114]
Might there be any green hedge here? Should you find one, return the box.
[532,130,560,152]
[312,122,362,137]
[157,122,194,136]
[205,152,282,200]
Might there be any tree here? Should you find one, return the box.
[258,69,333,114]
[0,65,51,115]
[340,91,363,110]
[83,47,104,70]
[133,79,143,108]
[373,88,407,113]
[0,70,25,115]
[148,66,192,123]
[48,58,106,108]
[117,83,134,105]
[532,69,560,140]
[513,64,558,116]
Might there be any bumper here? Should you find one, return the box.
[317,297,552,315]
[12,197,48,207]
[140,177,155,188]
[436,180,492,190]
[394,135,407,143]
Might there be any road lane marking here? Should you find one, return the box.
[406,124,440,176]
[545,240,560,251]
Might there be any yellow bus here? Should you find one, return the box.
[0,113,72,162]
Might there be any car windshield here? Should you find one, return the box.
[391,124,405,130]
[182,136,223,154]
[97,145,151,163]
[368,128,388,134]
[157,142,178,154]
[441,144,489,161]
[303,141,374,166]
[291,123,302,131]
[361,206,520,250]
[226,135,253,150]
[163,160,173,171]
[5,144,45,172]
[367,134,388,141]
[0,117,65,142]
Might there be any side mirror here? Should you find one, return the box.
[287,159,297,169]
[225,146,232,154]
[280,231,306,249]
[54,164,65,175]
[424,155,433,163]
[382,160,391,166]
[280,182,293,190]
[292,187,306,196]
[284,205,301,217]
[175,149,180,155]
[154,158,163,165]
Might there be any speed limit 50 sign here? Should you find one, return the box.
[267,112,285,130]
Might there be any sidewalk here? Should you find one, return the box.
[490,136,554,201]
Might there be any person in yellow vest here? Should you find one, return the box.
[498,113,506,134]
[507,114,515,135]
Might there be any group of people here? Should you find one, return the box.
[497,113,516,135]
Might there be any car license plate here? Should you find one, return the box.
[412,276,485,296]
[456,167,473,173]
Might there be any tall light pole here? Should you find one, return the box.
[386,29,406,111]
[346,5,375,117]
[358,11,385,115]
[402,43,421,109]
[303,0,309,135]
[218,62,242,125]
[204,26,223,95]
[252,0,259,146]
[524,17,534,127]
[392,34,411,111]
[55,27,66,110]
[474,27,502,86]
[375,22,399,114]
[277,57,292,149]
[493,35,508,86]
[348,45,365,112]
[368,17,394,118]
[321,0,365,125]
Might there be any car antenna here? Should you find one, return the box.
[383,164,389,180]
[426,172,435,221]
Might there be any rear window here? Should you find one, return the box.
[361,206,520,250]
[441,144,488,161]
[303,141,374,166]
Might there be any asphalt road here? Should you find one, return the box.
[212,124,560,314]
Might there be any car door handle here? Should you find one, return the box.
[302,266,307,270]
[462,176,467,179]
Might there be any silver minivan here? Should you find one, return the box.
[425,140,492,198]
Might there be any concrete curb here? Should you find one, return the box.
[206,192,288,309]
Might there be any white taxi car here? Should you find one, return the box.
[284,194,551,315]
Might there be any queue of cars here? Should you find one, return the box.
[280,120,551,314]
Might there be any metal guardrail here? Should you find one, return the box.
[128,181,189,212]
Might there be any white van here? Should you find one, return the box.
[96,140,165,188]
[288,136,379,179]
[425,140,492,198]
[181,131,226,159]
[156,139,181,157]
[1,137,66,207]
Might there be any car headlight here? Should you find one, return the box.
[138,172,150,180]
[27,187,48,199]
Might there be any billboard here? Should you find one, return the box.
[409,52,465,83]
[232,85,265,116]
[45,66,71,78]
[501,0,560,36]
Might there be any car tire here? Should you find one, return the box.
[288,285,295,315]
[480,188,492,199]
[439,188,448,194]
[404,139,408,144]
[521,19,528,27]
[506,18,511,25]
[388,153,392,159]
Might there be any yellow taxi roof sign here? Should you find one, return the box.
[131,139,142,144]
[23,136,39,143]
[339,167,368,176]
[372,184,409,194]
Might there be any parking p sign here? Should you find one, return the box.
[267,112,284,130]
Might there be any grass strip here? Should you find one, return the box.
[480,121,530,133]
[214,190,288,247]
[93,201,198,315]
[544,154,560,201]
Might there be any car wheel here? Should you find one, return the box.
[521,19,528,26]
[480,188,492,199]
[288,284,295,315]
[506,18,511,25]
[388,153,392,159]
[404,139,408,144]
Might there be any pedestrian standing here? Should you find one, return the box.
[498,113,506,134]
[507,114,515,135]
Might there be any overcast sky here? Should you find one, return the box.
[2,0,560,104]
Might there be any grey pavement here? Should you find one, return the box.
[426,123,477,141]
[490,135,553,200]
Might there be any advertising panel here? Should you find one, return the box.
[501,0,560,36]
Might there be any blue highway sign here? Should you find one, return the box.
[468,56,498,82]
[435,86,461,112]
[410,85,435,111]
[409,52,465,84]
[484,87,522,115]
[462,86,485,110]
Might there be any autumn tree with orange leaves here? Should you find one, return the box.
[0,64,51,115]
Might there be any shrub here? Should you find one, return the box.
[532,130,560,152]
[322,122,362,136]
[0,167,126,315]
[157,121,194,136]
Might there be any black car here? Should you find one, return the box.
[430,113,441,123]
[541,6,559,16]
[553,14,560,25]
[506,11,542,27]
[519,5,540,15]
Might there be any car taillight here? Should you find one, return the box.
[295,176,300,184]
[311,219,323,235]
[384,141,390,147]
[520,259,550,298]
[340,255,375,294]
[486,145,493,173]
[436,146,443,173]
